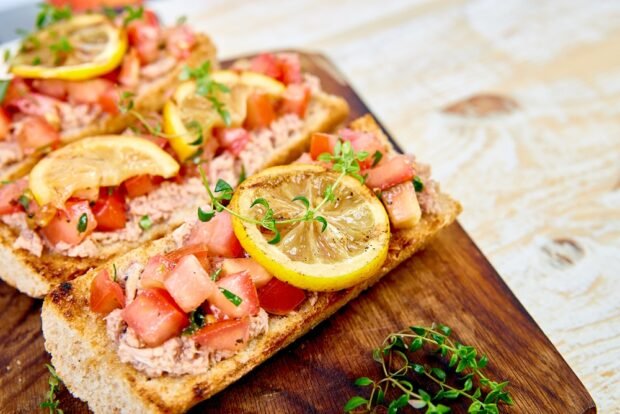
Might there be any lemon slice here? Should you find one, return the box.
[30,136,179,207]
[11,14,127,81]
[230,164,390,291]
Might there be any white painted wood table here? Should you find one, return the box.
[157,0,620,411]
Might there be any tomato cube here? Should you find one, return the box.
[244,93,276,130]
[164,254,216,312]
[309,132,336,160]
[365,155,415,191]
[210,272,259,318]
[186,211,244,258]
[0,179,28,215]
[381,181,421,229]
[91,189,127,231]
[192,317,250,351]
[258,277,306,315]
[16,116,59,154]
[280,84,310,118]
[140,254,176,289]
[90,269,125,315]
[41,200,97,246]
[221,258,272,288]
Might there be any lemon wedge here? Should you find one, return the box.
[11,14,127,81]
[230,164,390,291]
[29,136,179,207]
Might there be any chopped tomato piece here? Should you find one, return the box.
[16,116,59,154]
[186,211,244,258]
[193,317,250,351]
[89,269,125,315]
[140,254,175,289]
[164,254,217,312]
[164,243,210,271]
[121,288,189,347]
[215,127,250,156]
[127,10,160,64]
[381,181,421,229]
[3,77,30,107]
[278,53,303,85]
[250,53,282,80]
[41,200,97,246]
[244,93,276,130]
[258,277,306,315]
[309,132,336,160]
[9,93,60,121]
[123,174,163,198]
[365,155,415,191]
[166,25,196,59]
[0,108,10,140]
[119,49,140,87]
[31,79,67,100]
[221,258,272,288]
[66,79,115,105]
[339,129,386,169]
[98,87,121,115]
[91,189,127,231]
[0,179,28,215]
[210,272,260,318]
[280,84,310,118]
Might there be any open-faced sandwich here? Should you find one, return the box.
[0,5,216,179]
[0,51,349,297]
[42,115,461,413]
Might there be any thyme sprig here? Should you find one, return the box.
[197,141,368,244]
[344,324,513,414]
[40,364,63,414]
[179,60,231,126]
[35,4,72,30]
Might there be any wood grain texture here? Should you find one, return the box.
[0,51,595,413]
[150,0,619,411]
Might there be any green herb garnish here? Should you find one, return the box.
[40,363,63,414]
[180,60,231,126]
[219,287,243,306]
[3,49,11,63]
[371,150,383,167]
[0,80,10,105]
[36,4,72,30]
[344,323,513,414]
[176,15,187,25]
[182,309,207,336]
[112,264,118,282]
[138,215,152,230]
[413,176,424,192]
[49,36,73,64]
[17,194,30,211]
[123,6,144,26]
[237,164,246,186]
[32,56,42,65]
[77,213,88,233]
[210,268,222,282]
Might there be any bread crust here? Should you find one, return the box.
[42,115,461,413]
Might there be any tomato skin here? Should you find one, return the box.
[0,179,28,215]
[66,79,115,105]
[186,211,244,258]
[309,132,336,160]
[250,53,281,80]
[121,288,189,347]
[215,127,250,156]
[3,77,30,107]
[31,79,67,100]
[123,174,163,198]
[119,49,141,87]
[339,129,386,169]
[244,93,276,130]
[0,108,11,140]
[127,11,160,64]
[210,272,260,318]
[382,181,421,229]
[98,87,120,115]
[258,277,306,315]
[365,155,415,191]
[16,116,60,154]
[166,25,196,59]
[164,254,217,313]
[89,269,125,315]
[193,317,250,351]
[221,258,272,288]
[140,254,175,289]
[164,243,210,271]
[278,53,302,85]
[41,200,97,246]
[280,84,310,118]
[91,189,127,231]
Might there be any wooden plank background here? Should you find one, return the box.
[149,0,620,411]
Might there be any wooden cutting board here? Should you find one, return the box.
[0,52,596,414]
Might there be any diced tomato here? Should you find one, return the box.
[142,134,168,149]
[0,108,10,140]
[164,243,210,271]
[123,174,163,198]
[365,155,415,191]
[280,84,310,118]
[66,79,114,105]
[186,211,244,258]
[258,277,306,315]
[0,179,28,215]
[140,254,175,289]
[31,79,67,100]
[309,132,337,160]
[164,254,217,312]
[215,127,250,156]
[339,129,386,169]
[250,53,282,80]
[3,77,30,107]
[119,49,140,87]
[193,317,250,351]
[41,200,97,246]
[209,271,260,318]
[166,25,196,59]
[221,258,272,288]
[91,188,127,231]
[127,10,160,64]
[244,93,276,130]
[16,116,59,154]
[121,288,189,347]
[278,53,303,85]
[381,181,421,229]
[89,269,125,314]
[9,93,59,121]
[98,87,121,115]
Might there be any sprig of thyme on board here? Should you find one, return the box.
[40,364,64,414]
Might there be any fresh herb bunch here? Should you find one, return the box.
[197,140,368,244]
[40,363,63,414]
[36,4,72,30]
[344,324,513,414]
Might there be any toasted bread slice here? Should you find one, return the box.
[42,115,462,413]
[1,34,217,181]
[0,88,349,298]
